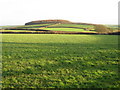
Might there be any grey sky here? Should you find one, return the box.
[0,0,119,25]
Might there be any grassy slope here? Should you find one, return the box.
[2,24,95,32]
[2,34,119,88]
[42,28,85,32]
[41,24,95,32]
[47,24,94,28]
[1,24,118,33]
[16,24,52,28]
[1,30,32,32]
[105,25,118,31]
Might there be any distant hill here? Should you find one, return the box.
[25,19,72,25]
[2,20,119,35]
[25,19,95,25]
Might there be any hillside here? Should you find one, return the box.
[1,19,119,35]
[25,19,73,25]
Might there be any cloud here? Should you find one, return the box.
[0,0,119,25]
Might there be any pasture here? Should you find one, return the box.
[1,23,118,34]
[42,28,86,32]
[2,23,95,33]
[46,24,94,28]
[2,34,119,88]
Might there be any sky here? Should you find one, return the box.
[0,0,119,25]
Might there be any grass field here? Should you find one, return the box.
[2,34,119,88]
[43,28,88,32]
[16,24,52,28]
[2,24,118,33]
[1,30,32,32]
[47,24,94,28]
[2,23,95,33]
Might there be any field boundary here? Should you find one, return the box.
[1,31,120,35]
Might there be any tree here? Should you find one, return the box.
[95,25,110,34]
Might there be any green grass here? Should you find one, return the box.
[1,30,32,32]
[2,34,119,88]
[43,28,95,32]
[43,28,85,32]
[15,24,52,29]
[2,24,95,33]
[12,24,94,30]
[105,25,118,31]
[48,24,94,28]
[0,26,20,29]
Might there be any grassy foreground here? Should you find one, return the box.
[2,34,119,88]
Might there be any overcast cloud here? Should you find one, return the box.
[0,0,119,25]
